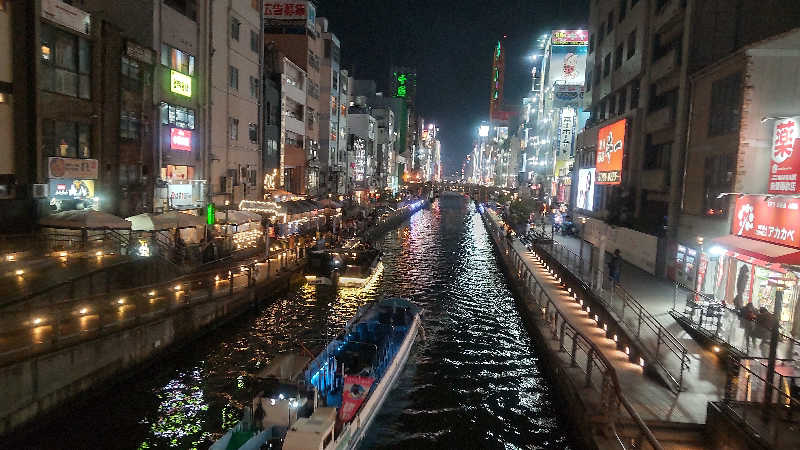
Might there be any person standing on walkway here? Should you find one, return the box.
[608,249,622,285]
[741,301,757,351]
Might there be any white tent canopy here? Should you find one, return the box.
[39,210,132,230]
[216,210,262,225]
[125,211,206,230]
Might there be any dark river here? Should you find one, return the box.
[12,193,571,449]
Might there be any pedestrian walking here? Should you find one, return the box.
[608,249,622,284]
[741,302,757,351]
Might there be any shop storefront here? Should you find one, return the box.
[697,195,800,335]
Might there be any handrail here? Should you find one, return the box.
[483,209,662,450]
[534,228,689,392]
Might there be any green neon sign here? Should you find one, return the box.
[395,72,408,98]
[206,203,215,225]
[495,42,501,58]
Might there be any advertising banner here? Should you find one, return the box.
[551,30,589,46]
[576,168,595,211]
[48,179,95,199]
[170,128,192,151]
[339,375,375,422]
[732,195,800,249]
[264,1,309,21]
[548,44,587,88]
[170,70,192,97]
[168,184,194,208]
[596,119,626,185]
[559,109,576,157]
[553,84,584,108]
[768,117,800,194]
[48,157,99,180]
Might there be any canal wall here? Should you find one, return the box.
[363,200,429,244]
[0,267,305,437]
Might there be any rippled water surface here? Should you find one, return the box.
[15,194,571,450]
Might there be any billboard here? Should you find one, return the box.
[596,119,626,185]
[551,30,589,46]
[170,128,192,151]
[168,183,194,208]
[558,108,576,157]
[768,117,800,194]
[548,44,587,88]
[170,70,192,97]
[576,168,595,211]
[732,195,800,249]
[48,157,99,180]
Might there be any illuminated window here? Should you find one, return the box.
[160,103,196,129]
[42,120,91,158]
[160,43,195,75]
[40,24,91,99]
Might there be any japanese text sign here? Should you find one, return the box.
[551,30,588,46]
[170,70,192,97]
[595,119,626,185]
[264,2,306,18]
[733,195,800,249]
[768,117,800,194]
[170,128,192,151]
[48,157,98,180]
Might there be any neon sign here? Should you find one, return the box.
[170,70,192,97]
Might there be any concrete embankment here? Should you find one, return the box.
[0,201,428,437]
[0,265,305,437]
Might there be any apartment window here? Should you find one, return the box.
[603,53,611,77]
[231,17,240,41]
[161,43,195,75]
[308,50,320,70]
[332,71,338,90]
[42,120,91,158]
[644,137,671,170]
[160,103,196,129]
[40,23,91,99]
[307,107,316,129]
[607,11,614,32]
[708,72,742,137]
[703,154,735,216]
[265,102,271,125]
[120,112,140,140]
[229,65,239,90]
[229,118,239,140]
[627,30,636,59]
[619,0,627,21]
[164,0,197,20]
[599,99,607,121]
[618,88,627,114]
[286,130,302,148]
[249,76,259,98]
[250,30,258,53]
[589,34,595,53]
[308,80,320,99]
[630,81,640,109]
[248,122,258,143]
[121,56,143,92]
[614,44,624,69]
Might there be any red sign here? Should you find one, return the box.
[264,2,305,18]
[768,117,800,194]
[732,195,800,249]
[338,375,374,422]
[170,128,192,151]
[596,119,626,185]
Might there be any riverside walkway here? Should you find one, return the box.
[484,208,723,448]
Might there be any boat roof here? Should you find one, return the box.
[282,408,337,450]
[256,353,312,382]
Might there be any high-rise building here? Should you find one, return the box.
[263,0,322,195]
[318,18,342,195]
[578,0,800,277]
[209,0,263,207]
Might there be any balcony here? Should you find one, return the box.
[640,169,669,192]
[282,80,305,104]
[650,47,679,82]
[653,0,684,32]
[645,106,675,133]
[285,116,305,135]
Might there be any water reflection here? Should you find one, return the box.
[17,193,569,450]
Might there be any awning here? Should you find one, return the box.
[711,234,800,265]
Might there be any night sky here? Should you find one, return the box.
[316,0,589,175]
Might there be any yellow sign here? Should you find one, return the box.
[170,70,192,97]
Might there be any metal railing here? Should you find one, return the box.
[671,282,800,358]
[722,355,800,449]
[528,224,689,393]
[484,211,662,450]
[0,248,305,366]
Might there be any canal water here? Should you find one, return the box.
[14,193,571,449]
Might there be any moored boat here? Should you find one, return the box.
[213,297,421,450]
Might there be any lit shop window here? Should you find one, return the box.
[43,120,91,158]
